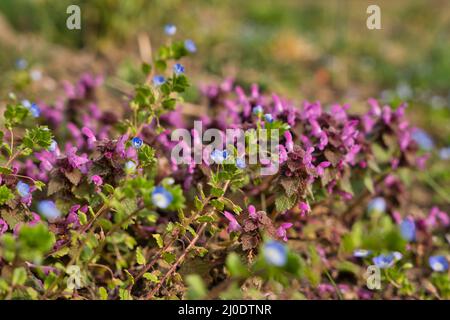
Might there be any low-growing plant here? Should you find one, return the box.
[0,28,448,300]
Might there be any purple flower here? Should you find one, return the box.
[284,131,294,152]
[223,211,241,233]
[91,175,103,186]
[0,218,8,234]
[67,147,90,169]
[276,222,293,242]
[248,205,258,220]
[316,161,330,176]
[299,201,310,216]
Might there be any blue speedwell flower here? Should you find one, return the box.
[48,140,58,152]
[173,63,185,75]
[264,114,274,123]
[131,137,143,149]
[184,39,197,53]
[164,24,176,36]
[429,255,449,272]
[16,181,30,197]
[353,249,372,258]
[16,58,28,70]
[367,197,386,213]
[151,186,173,209]
[236,157,246,169]
[124,161,137,174]
[153,75,166,86]
[210,149,229,164]
[252,105,263,115]
[439,147,450,160]
[37,200,61,220]
[263,241,288,267]
[373,252,402,269]
[412,128,434,151]
[29,103,41,117]
[22,100,40,117]
[400,218,416,242]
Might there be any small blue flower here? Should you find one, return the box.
[29,103,41,118]
[22,99,31,108]
[400,218,416,242]
[252,105,263,115]
[264,113,274,123]
[439,147,450,160]
[263,241,288,267]
[210,149,229,164]
[373,254,395,269]
[131,137,143,149]
[173,63,185,75]
[353,249,372,258]
[37,200,61,220]
[236,157,246,169]
[153,75,166,86]
[16,58,28,70]
[48,140,58,152]
[164,24,177,36]
[367,197,386,213]
[184,39,197,53]
[22,100,40,117]
[16,181,30,197]
[124,161,137,174]
[412,129,434,151]
[429,255,449,272]
[152,186,173,209]
[372,252,402,269]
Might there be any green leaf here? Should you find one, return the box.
[152,234,164,248]
[226,252,249,278]
[0,185,14,205]
[185,274,207,300]
[0,167,13,174]
[275,194,297,212]
[12,267,27,286]
[162,252,176,264]
[143,272,159,283]
[4,103,29,128]
[98,287,108,300]
[21,126,53,150]
[141,62,152,75]
[138,145,156,168]
[136,247,146,265]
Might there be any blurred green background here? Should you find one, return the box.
[0,0,449,203]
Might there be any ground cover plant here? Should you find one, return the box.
[0,23,449,300]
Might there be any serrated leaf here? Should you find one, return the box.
[152,234,163,248]
[136,247,146,265]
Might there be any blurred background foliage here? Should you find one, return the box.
[0,0,449,203]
